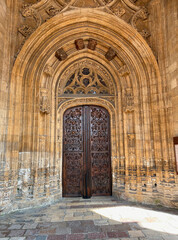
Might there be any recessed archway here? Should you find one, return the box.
[5,8,174,211]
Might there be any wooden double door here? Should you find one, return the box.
[63,105,112,198]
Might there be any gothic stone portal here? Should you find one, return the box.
[63,105,112,198]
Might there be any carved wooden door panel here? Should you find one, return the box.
[63,105,111,198]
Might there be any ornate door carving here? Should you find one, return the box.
[63,105,111,198]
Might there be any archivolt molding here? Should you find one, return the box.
[16,0,151,57]
[6,8,175,209]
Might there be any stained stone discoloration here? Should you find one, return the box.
[0,198,177,239]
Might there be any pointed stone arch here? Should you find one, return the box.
[5,8,175,211]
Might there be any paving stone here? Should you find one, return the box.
[47,235,66,240]
[142,230,166,237]
[10,238,26,240]
[66,234,85,240]
[23,223,38,229]
[56,227,71,235]
[0,225,9,230]
[162,236,178,240]
[128,230,145,238]
[107,231,129,238]
[26,236,36,240]
[87,232,107,239]
[94,219,109,226]
[8,224,23,230]
[0,232,9,238]
[35,236,47,240]
[8,230,26,237]
[25,229,39,236]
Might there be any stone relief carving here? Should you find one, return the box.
[75,39,85,50]
[55,48,68,61]
[40,88,50,114]
[131,7,151,38]
[15,0,151,58]
[123,88,134,112]
[105,47,117,61]
[18,25,33,38]
[87,39,97,50]
[58,59,115,95]
[46,6,61,17]
[44,64,53,76]
[118,65,130,77]
[127,133,135,148]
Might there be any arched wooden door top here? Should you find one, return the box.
[63,105,112,198]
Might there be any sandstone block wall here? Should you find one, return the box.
[0,0,177,213]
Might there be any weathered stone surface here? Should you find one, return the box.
[0,0,177,213]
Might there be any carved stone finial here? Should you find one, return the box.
[87,39,97,50]
[75,39,85,50]
[55,48,68,61]
[105,48,116,61]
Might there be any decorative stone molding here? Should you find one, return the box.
[46,6,61,17]
[113,7,126,18]
[20,4,41,26]
[131,7,151,38]
[15,0,151,59]
[58,59,115,95]
[39,88,50,114]
[18,25,33,38]
[105,47,116,61]
[55,48,68,61]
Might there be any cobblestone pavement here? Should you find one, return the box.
[0,197,178,240]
